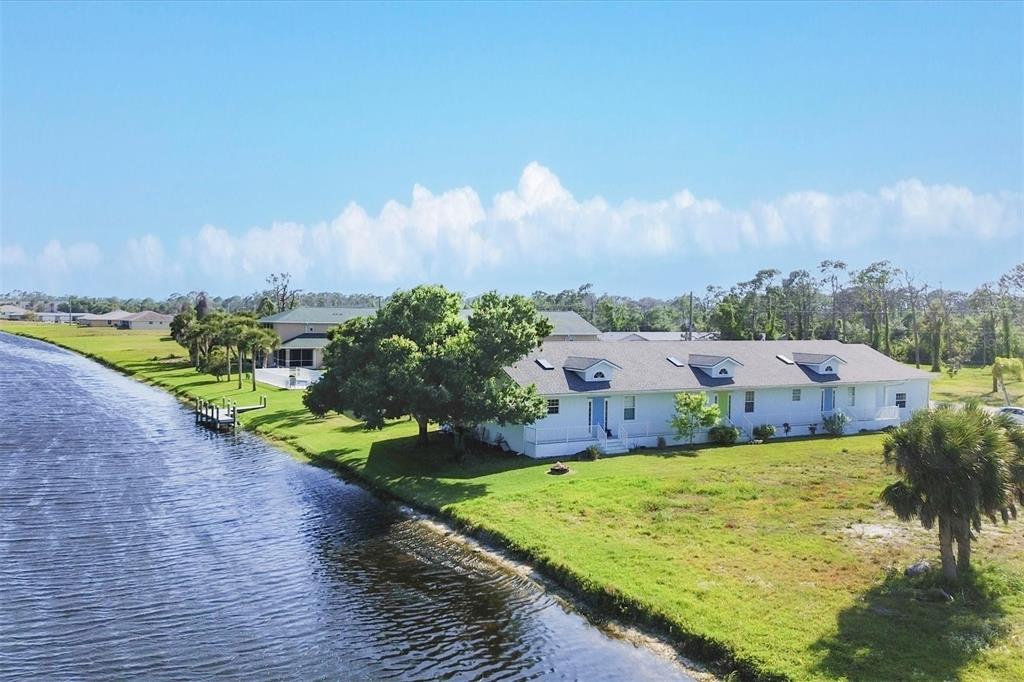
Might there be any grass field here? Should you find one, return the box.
[5,322,1023,681]
[918,363,1023,407]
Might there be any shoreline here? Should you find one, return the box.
[2,328,723,681]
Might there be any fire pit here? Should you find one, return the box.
[548,461,570,475]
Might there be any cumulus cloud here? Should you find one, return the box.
[155,163,1024,285]
[126,234,166,274]
[1,244,26,267]
[183,222,312,280]
[36,240,102,276]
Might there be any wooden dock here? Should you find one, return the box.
[195,396,267,431]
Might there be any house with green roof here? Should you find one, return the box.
[259,306,600,369]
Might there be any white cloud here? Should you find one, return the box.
[167,164,1021,284]
[126,234,166,274]
[187,222,311,280]
[37,240,102,276]
[1,244,26,267]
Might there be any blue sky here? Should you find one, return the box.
[1,1,1021,299]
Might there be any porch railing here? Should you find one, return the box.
[737,406,901,437]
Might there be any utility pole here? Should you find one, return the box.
[688,292,694,341]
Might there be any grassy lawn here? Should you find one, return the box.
[915,363,1022,407]
[5,322,1023,681]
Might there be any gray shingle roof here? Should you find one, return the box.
[539,311,601,336]
[563,356,624,371]
[791,352,845,365]
[687,353,743,367]
[598,331,717,341]
[506,340,931,395]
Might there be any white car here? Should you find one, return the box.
[997,406,1024,425]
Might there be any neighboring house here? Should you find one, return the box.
[259,307,601,368]
[536,311,601,341]
[123,311,174,329]
[79,310,134,327]
[259,307,379,368]
[480,340,931,458]
[36,311,88,324]
[1,304,29,320]
[598,331,718,341]
[78,310,171,329]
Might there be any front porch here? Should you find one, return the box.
[522,421,681,458]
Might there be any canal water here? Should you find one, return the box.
[0,333,692,681]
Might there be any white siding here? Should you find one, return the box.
[481,378,930,458]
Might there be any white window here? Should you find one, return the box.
[719,367,729,375]
[848,386,856,406]
[744,391,755,413]
[593,371,606,379]
[623,396,636,421]
[792,389,801,402]
[895,392,907,409]
[824,365,834,373]
[547,399,560,415]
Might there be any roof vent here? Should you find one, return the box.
[667,356,685,367]
[776,354,794,365]
[536,358,554,370]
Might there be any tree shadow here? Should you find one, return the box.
[245,408,316,431]
[809,566,1014,680]
[354,436,502,507]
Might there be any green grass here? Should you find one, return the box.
[915,363,1023,407]
[6,322,1023,681]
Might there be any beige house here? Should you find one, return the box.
[79,310,133,327]
[79,310,172,329]
[123,311,174,329]
[1,304,30,320]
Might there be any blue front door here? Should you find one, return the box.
[822,388,835,412]
[590,397,606,429]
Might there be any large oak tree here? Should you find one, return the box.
[304,285,553,448]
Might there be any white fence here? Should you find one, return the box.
[255,367,324,390]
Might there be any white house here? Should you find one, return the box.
[480,340,931,458]
[258,307,601,369]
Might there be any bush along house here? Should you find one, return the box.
[480,340,931,458]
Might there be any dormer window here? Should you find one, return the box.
[688,354,743,379]
[792,352,846,375]
[563,356,622,383]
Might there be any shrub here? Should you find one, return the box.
[708,424,741,444]
[752,424,776,441]
[578,445,601,461]
[823,411,851,436]
[656,435,667,448]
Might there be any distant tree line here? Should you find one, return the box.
[6,262,1023,370]
[527,262,1024,371]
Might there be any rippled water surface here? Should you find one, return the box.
[0,333,691,681]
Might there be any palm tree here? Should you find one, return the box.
[881,404,1017,582]
[245,327,280,391]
